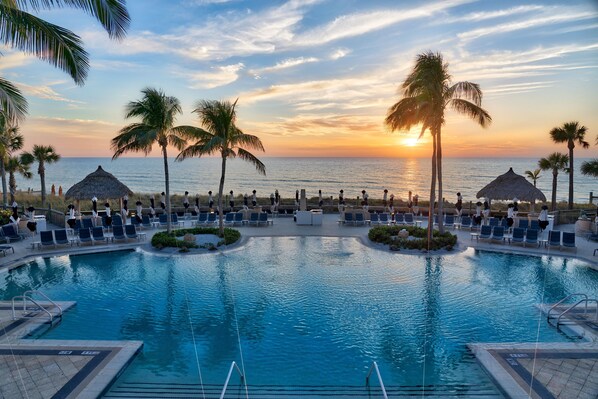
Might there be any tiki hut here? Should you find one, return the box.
[476,167,546,203]
[65,166,133,212]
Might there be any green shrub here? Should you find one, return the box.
[151,227,241,250]
[368,225,457,251]
[0,209,12,225]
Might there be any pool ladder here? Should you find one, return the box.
[11,290,63,325]
[547,293,598,327]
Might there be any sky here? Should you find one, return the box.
[2,0,598,158]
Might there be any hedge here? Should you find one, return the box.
[151,227,241,251]
[368,225,457,251]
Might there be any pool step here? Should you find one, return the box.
[104,382,501,398]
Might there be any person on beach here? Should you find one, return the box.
[121,194,129,222]
[270,193,275,212]
[473,201,482,225]
[150,195,156,217]
[123,194,128,213]
[506,203,514,228]
[104,203,112,226]
[11,200,18,221]
[91,196,98,218]
[456,192,463,217]
[389,194,394,214]
[383,189,388,210]
[252,190,257,207]
[229,190,235,211]
[135,200,143,223]
[482,200,490,222]
[318,190,323,208]
[243,193,249,209]
[67,204,76,228]
[274,189,280,212]
[26,206,36,233]
[413,194,419,215]
[183,191,189,211]
[512,199,519,217]
[208,191,214,209]
[361,190,369,211]
[160,192,166,210]
[338,190,345,212]
[538,205,549,231]
[194,194,200,214]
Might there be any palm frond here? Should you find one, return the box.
[385,97,422,131]
[237,148,266,175]
[0,77,28,122]
[111,123,157,159]
[234,131,265,152]
[447,81,483,106]
[580,159,598,177]
[449,98,492,127]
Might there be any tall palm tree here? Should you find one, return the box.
[538,153,569,211]
[0,0,130,121]
[5,154,32,203]
[549,121,589,209]
[581,160,598,178]
[22,144,61,206]
[0,115,24,205]
[385,51,491,245]
[524,169,542,187]
[111,88,188,233]
[177,99,266,236]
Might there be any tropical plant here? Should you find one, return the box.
[111,88,188,233]
[22,144,61,206]
[177,99,266,236]
[524,168,542,187]
[580,159,598,178]
[0,0,130,121]
[538,152,569,211]
[5,154,32,203]
[0,115,24,205]
[385,51,491,246]
[549,121,589,209]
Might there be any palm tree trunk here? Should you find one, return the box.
[0,161,7,206]
[568,143,574,210]
[162,146,172,233]
[427,132,437,250]
[436,127,444,234]
[551,170,558,211]
[40,161,46,206]
[9,172,16,204]
[217,154,227,236]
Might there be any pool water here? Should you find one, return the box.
[1,237,597,389]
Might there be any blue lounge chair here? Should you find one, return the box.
[54,229,70,247]
[92,226,107,244]
[78,227,93,245]
[112,225,127,241]
[1,225,23,243]
[479,225,492,240]
[171,213,181,227]
[82,218,94,230]
[561,232,576,252]
[112,214,123,227]
[488,218,498,227]
[369,213,379,225]
[524,229,538,247]
[460,216,472,230]
[393,213,403,225]
[548,230,561,250]
[511,227,525,245]
[73,219,83,234]
[234,212,244,226]
[125,225,139,241]
[379,213,390,225]
[142,215,153,229]
[258,212,269,226]
[343,212,354,225]
[248,212,259,226]
[131,216,141,229]
[500,217,509,229]
[518,219,529,229]
[224,213,235,226]
[404,213,415,226]
[0,245,14,256]
[207,213,217,225]
[159,214,168,227]
[40,231,55,249]
[193,213,207,226]
[491,226,505,243]
[354,213,365,226]
[444,214,455,229]
[529,220,539,230]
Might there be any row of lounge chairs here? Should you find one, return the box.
[475,226,576,251]
[40,225,141,249]
[191,212,271,227]
[0,224,26,243]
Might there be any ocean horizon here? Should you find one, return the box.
[13,157,597,205]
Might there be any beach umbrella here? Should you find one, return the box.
[65,166,133,201]
[476,167,546,202]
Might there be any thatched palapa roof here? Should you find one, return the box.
[476,167,546,202]
[65,166,133,200]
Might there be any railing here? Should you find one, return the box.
[219,361,245,399]
[547,293,588,320]
[365,361,388,399]
[11,290,62,324]
[556,299,598,327]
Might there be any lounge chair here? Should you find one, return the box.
[82,218,94,230]
[248,212,259,226]
[460,216,472,230]
[92,226,107,244]
[207,213,217,225]
[343,212,354,225]
[112,225,127,242]
[500,217,509,229]
[404,213,415,226]
[479,225,492,241]
[171,213,183,227]
[40,231,56,249]
[529,220,539,231]
[392,213,403,225]
[548,230,561,250]
[258,212,269,226]
[561,232,576,252]
[54,229,70,247]
[234,212,244,226]
[2,225,23,243]
[491,226,505,243]
[78,227,93,246]
[379,213,390,225]
[524,229,538,247]
[131,216,141,229]
[518,219,529,229]
[510,227,525,246]
[0,245,14,256]
[73,219,83,234]
[125,225,139,241]
[193,213,207,226]
[112,215,123,227]
[101,217,110,230]
[354,213,365,226]
[142,215,153,229]
[159,214,168,227]
[444,214,455,229]
[224,212,235,226]
[488,218,498,227]
[369,213,379,225]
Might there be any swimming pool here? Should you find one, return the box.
[2,237,597,393]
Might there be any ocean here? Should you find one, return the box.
[13,157,597,205]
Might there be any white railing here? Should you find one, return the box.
[219,361,246,399]
[547,293,588,320]
[557,299,598,326]
[365,361,388,399]
[11,290,62,324]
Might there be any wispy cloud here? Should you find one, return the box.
[251,57,319,75]
[185,63,245,88]
[0,51,32,70]
[441,5,544,23]
[15,82,84,104]
[330,48,351,60]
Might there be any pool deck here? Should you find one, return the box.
[0,214,597,398]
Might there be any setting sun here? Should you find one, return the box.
[402,137,420,147]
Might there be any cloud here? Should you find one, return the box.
[251,57,319,74]
[0,51,32,70]
[186,63,245,88]
[441,5,544,23]
[90,59,142,70]
[15,82,84,104]
[330,48,351,60]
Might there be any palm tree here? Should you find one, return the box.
[581,160,598,178]
[549,121,589,209]
[0,0,130,121]
[0,115,24,205]
[111,88,188,233]
[22,145,61,206]
[5,154,32,203]
[538,153,569,211]
[385,51,491,245]
[524,169,542,187]
[177,99,266,236]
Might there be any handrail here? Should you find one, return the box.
[23,290,63,318]
[219,361,245,399]
[557,299,598,326]
[365,361,388,399]
[547,293,587,320]
[12,296,54,323]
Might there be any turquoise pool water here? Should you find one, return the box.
[2,237,597,389]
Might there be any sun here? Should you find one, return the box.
[402,137,419,147]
